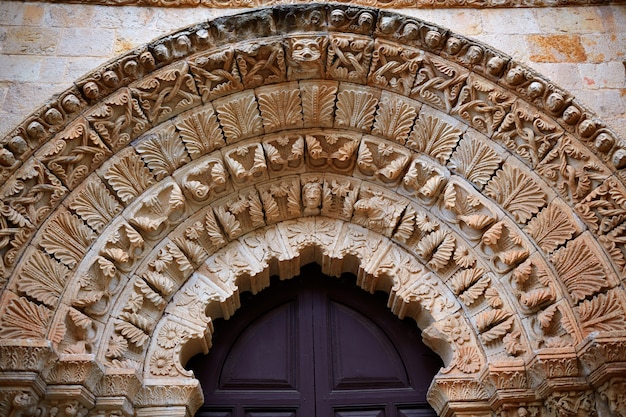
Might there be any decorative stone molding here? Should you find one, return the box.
[1,4,626,417]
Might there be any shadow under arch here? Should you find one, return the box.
[0,4,625,417]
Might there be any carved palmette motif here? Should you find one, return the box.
[102,148,156,205]
[372,92,419,144]
[448,131,503,189]
[39,209,97,269]
[407,113,462,164]
[257,83,304,132]
[300,81,338,128]
[214,91,264,143]
[175,105,226,159]
[134,124,190,181]
[258,177,302,224]
[68,176,123,233]
[335,85,380,132]
[214,189,265,239]
[178,154,229,204]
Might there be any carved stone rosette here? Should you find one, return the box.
[1,5,626,417]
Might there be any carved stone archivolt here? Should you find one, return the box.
[1,5,625,417]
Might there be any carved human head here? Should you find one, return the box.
[302,182,322,212]
[445,37,462,55]
[102,70,119,88]
[0,148,16,167]
[83,81,100,100]
[486,56,505,76]
[425,30,443,49]
[44,108,63,125]
[139,51,156,69]
[330,9,346,27]
[465,45,483,64]
[527,81,545,99]
[62,94,81,113]
[27,121,45,140]
[402,23,419,40]
[357,12,374,30]
[505,66,526,85]
[562,105,581,125]
[546,92,565,114]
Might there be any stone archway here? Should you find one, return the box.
[1,4,626,417]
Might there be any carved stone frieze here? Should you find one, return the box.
[1,5,626,417]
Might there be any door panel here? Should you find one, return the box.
[188,265,441,417]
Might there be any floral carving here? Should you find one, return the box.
[369,40,422,96]
[100,221,145,272]
[401,156,449,205]
[321,177,360,221]
[214,92,264,143]
[256,84,304,132]
[372,93,419,144]
[68,177,123,233]
[448,132,503,189]
[180,155,229,203]
[258,177,301,224]
[335,87,379,132]
[263,134,305,173]
[103,148,156,205]
[16,249,69,308]
[305,133,360,173]
[128,180,186,240]
[72,256,123,317]
[175,106,226,159]
[525,201,580,254]
[39,210,96,268]
[0,295,51,340]
[134,124,190,181]
[484,162,546,224]
[407,114,462,164]
[480,220,529,274]
[223,143,268,186]
[352,188,406,237]
[300,81,338,128]
[214,190,265,239]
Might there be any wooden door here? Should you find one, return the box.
[188,265,441,417]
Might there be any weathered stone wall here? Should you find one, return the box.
[0,3,624,140]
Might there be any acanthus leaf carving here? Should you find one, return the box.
[214,189,265,239]
[480,220,530,274]
[484,162,546,224]
[372,93,418,144]
[525,201,580,254]
[321,176,360,221]
[546,391,597,417]
[256,83,304,132]
[0,295,51,340]
[39,209,97,269]
[576,289,626,335]
[263,134,305,173]
[134,124,190,181]
[68,176,123,233]
[175,106,226,159]
[305,133,360,173]
[214,91,264,144]
[258,177,302,224]
[16,249,70,308]
[401,155,449,205]
[223,142,268,186]
[352,187,406,237]
[179,155,229,203]
[448,132,503,189]
[449,267,490,306]
[127,180,186,240]
[300,81,338,128]
[72,255,123,318]
[100,221,145,272]
[103,148,156,205]
[407,113,462,164]
[334,87,379,132]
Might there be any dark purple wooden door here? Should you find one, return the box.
[188,265,441,417]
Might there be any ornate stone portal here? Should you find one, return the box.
[1,5,626,417]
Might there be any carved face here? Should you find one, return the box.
[0,148,16,167]
[102,70,119,88]
[402,23,419,40]
[546,92,565,113]
[358,12,374,30]
[486,57,504,76]
[446,37,462,55]
[62,94,81,113]
[291,39,321,62]
[562,105,581,125]
[505,67,525,85]
[527,81,545,99]
[330,10,346,27]
[465,46,483,64]
[425,30,442,49]
[140,51,156,68]
[83,81,100,100]
[303,182,322,210]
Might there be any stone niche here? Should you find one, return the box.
[0,4,626,417]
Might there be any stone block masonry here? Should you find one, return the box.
[0,2,624,140]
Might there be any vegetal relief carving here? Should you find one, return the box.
[525,200,581,255]
[256,83,304,132]
[438,178,498,243]
[130,60,201,124]
[240,227,294,281]
[410,53,469,113]
[257,177,301,224]
[356,137,411,184]
[546,391,597,417]
[448,267,493,308]
[0,292,51,340]
[305,132,360,173]
[213,91,264,143]
[134,124,190,181]
[575,177,626,274]
[99,221,145,273]
[262,134,305,173]
[334,86,379,132]
[102,148,156,206]
[86,87,150,152]
[300,81,338,128]
[39,118,112,190]
[372,92,419,144]
[171,208,227,267]
[127,179,186,241]
[599,378,626,417]
[453,73,516,137]
[222,142,268,186]
[68,176,123,234]
[407,112,462,164]
[177,153,229,205]
[0,204,34,282]
[213,189,265,240]
[13,248,69,309]
[327,35,373,84]
[536,134,610,205]
[331,223,387,277]
[479,219,530,274]
[188,47,243,102]
[286,36,327,80]
[204,243,254,292]
[352,185,406,237]
[493,100,564,168]
[72,255,125,318]
[174,106,226,159]
[280,217,342,262]
[39,209,97,269]
[576,288,626,335]
[401,155,450,205]
[484,161,547,224]
[321,175,360,221]
[368,39,422,96]
[448,131,504,189]
[52,304,100,355]
[235,40,286,89]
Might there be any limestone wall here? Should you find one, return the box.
[0,3,625,140]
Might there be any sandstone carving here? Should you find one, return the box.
[0,5,625,417]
